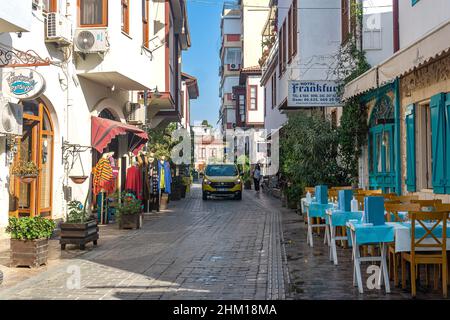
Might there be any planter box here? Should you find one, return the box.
[10,238,49,268]
[160,193,169,210]
[170,187,181,201]
[180,185,187,198]
[60,220,99,250]
[119,213,143,230]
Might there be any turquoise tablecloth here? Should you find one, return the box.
[308,202,335,218]
[347,221,395,245]
[327,210,363,226]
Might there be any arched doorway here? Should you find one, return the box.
[368,94,396,193]
[9,100,54,217]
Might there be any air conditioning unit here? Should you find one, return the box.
[74,28,108,54]
[125,102,142,125]
[45,12,72,45]
[0,98,23,136]
[229,63,240,71]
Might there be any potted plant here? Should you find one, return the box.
[60,198,99,250]
[116,193,143,230]
[6,216,55,268]
[11,161,39,183]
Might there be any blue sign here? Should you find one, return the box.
[2,68,45,100]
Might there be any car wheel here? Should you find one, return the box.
[202,192,208,200]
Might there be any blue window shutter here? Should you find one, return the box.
[446,93,450,191]
[405,104,416,192]
[430,93,446,194]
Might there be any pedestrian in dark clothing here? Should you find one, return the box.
[253,164,261,192]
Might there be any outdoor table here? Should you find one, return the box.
[347,220,394,294]
[326,209,363,265]
[386,221,450,252]
[306,202,336,247]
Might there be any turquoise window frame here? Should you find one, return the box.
[412,0,420,6]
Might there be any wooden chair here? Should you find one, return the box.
[304,187,315,196]
[390,195,419,203]
[411,199,443,207]
[401,205,450,298]
[385,203,421,287]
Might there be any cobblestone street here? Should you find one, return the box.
[0,185,287,300]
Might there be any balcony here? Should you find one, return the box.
[0,0,31,32]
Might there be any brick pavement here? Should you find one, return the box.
[0,185,288,300]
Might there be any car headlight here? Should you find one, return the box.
[203,178,211,185]
[235,178,242,184]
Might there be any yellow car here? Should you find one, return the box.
[202,164,242,200]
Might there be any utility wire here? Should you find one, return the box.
[186,0,392,10]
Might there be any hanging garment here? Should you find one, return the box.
[150,160,159,195]
[109,156,119,178]
[157,160,172,194]
[92,158,114,195]
[125,165,143,199]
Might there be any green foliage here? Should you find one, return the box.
[67,200,90,223]
[147,122,179,160]
[115,193,142,218]
[11,161,39,177]
[236,155,251,182]
[280,113,350,197]
[6,216,56,240]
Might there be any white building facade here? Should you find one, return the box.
[0,0,191,235]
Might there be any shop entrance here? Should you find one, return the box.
[9,100,54,217]
[368,94,396,194]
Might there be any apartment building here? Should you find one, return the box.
[219,2,242,132]
[261,0,342,135]
[180,72,199,131]
[0,0,192,234]
[343,0,450,199]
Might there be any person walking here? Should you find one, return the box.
[253,164,261,192]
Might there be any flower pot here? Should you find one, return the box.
[119,213,143,230]
[160,193,169,210]
[17,175,38,184]
[69,176,88,184]
[60,220,99,250]
[10,238,49,268]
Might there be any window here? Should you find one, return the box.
[282,19,286,72]
[201,148,206,159]
[225,48,241,66]
[79,0,108,27]
[278,24,283,75]
[239,94,246,122]
[292,0,297,56]
[417,103,432,189]
[121,0,130,34]
[249,86,257,110]
[412,0,420,6]
[271,73,277,109]
[142,0,149,47]
[288,6,293,62]
[42,0,57,12]
[363,23,382,50]
[211,149,216,158]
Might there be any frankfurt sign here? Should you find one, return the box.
[2,68,46,100]
[288,80,341,107]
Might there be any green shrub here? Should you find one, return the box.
[67,200,91,223]
[6,216,56,240]
[115,193,142,219]
[280,113,351,196]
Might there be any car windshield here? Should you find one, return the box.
[205,165,238,177]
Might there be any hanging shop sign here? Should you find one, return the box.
[288,80,341,107]
[2,68,46,100]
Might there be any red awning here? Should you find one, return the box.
[91,116,148,155]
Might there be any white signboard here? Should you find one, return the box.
[2,68,46,100]
[288,80,341,107]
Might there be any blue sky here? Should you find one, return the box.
[183,1,223,128]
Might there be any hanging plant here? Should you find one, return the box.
[12,161,39,183]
